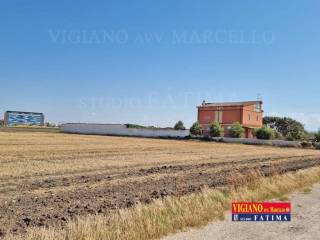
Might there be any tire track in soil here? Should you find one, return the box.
[1,155,315,194]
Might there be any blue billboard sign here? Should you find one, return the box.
[4,111,44,126]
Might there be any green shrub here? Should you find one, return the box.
[286,135,294,141]
[190,122,203,136]
[229,122,244,138]
[274,130,283,139]
[174,121,186,130]
[313,142,320,150]
[209,122,223,137]
[255,126,275,140]
[301,141,313,148]
[315,130,320,142]
[286,129,307,141]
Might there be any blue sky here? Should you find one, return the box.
[1,1,320,130]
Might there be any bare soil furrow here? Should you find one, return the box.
[1,132,320,237]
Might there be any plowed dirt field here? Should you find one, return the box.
[0,132,319,237]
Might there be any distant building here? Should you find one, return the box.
[4,111,45,126]
[197,101,263,138]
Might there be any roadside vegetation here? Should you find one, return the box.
[8,166,320,240]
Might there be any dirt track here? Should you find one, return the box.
[0,132,319,237]
[164,184,320,240]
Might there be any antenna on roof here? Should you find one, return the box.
[256,93,262,101]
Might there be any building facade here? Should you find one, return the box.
[197,101,263,138]
[4,111,45,126]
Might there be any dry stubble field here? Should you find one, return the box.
[0,131,320,237]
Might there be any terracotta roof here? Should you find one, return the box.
[198,100,262,107]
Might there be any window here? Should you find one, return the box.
[248,114,251,121]
[214,110,223,123]
[254,103,262,112]
[214,111,219,122]
[219,110,223,123]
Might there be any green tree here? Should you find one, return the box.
[174,121,186,130]
[190,122,203,136]
[210,121,223,137]
[286,128,307,141]
[263,116,306,140]
[255,126,275,140]
[0,119,4,127]
[229,122,244,138]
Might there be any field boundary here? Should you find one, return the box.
[0,126,60,133]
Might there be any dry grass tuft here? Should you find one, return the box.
[7,166,320,240]
[227,169,262,190]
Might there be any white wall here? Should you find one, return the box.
[60,123,190,138]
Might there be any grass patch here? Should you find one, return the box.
[278,195,289,201]
[301,187,312,194]
[7,166,320,240]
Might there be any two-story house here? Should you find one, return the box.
[197,101,263,138]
